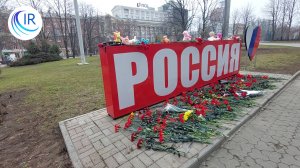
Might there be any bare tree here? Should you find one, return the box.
[266,0,281,40]
[48,0,72,58]
[80,3,99,55]
[286,0,297,40]
[16,0,42,9]
[197,0,218,38]
[68,16,77,58]
[231,9,240,35]
[165,0,198,40]
[0,0,8,8]
[279,0,288,40]
[241,3,254,33]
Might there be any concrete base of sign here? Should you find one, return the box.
[59,71,295,168]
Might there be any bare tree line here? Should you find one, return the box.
[1,0,300,58]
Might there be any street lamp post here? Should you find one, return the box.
[73,0,88,65]
[222,0,231,38]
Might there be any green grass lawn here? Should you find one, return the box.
[240,45,300,74]
[0,56,104,130]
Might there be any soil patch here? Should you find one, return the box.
[0,90,72,168]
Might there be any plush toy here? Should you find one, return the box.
[121,36,131,45]
[129,36,137,44]
[113,31,121,43]
[182,31,192,41]
[216,33,222,40]
[161,35,170,43]
[207,31,217,41]
[141,38,150,44]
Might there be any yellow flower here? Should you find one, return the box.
[130,112,134,120]
[183,110,193,121]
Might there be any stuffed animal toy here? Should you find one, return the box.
[129,36,137,44]
[121,36,131,45]
[216,33,222,40]
[141,38,150,44]
[113,31,121,43]
[182,31,192,41]
[208,31,217,41]
[161,35,170,43]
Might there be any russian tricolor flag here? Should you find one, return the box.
[245,26,261,61]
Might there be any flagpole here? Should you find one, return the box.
[73,0,88,65]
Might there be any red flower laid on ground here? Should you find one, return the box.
[153,125,158,133]
[137,127,143,133]
[227,105,232,111]
[159,129,164,143]
[223,99,229,105]
[241,92,247,98]
[131,133,136,142]
[114,124,121,133]
[124,119,132,129]
[137,139,143,149]
[262,75,269,79]
[179,113,185,123]
[247,74,252,79]
[211,98,220,106]
[245,82,252,87]
[237,73,244,78]
[252,78,257,83]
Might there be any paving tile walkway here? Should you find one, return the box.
[201,76,300,168]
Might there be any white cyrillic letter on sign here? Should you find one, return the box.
[153,49,178,96]
[229,43,240,72]
[217,44,229,77]
[114,52,148,109]
[181,46,200,88]
[201,45,216,81]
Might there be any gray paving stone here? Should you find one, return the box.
[104,156,119,168]
[202,76,300,168]
[113,152,127,165]
[137,152,154,166]
[118,162,134,168]
[88,152,102,165]
[130,157,146,168]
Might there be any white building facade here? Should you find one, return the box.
[111,4,172,42]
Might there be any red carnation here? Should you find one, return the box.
[247,74,252,79]
[114,124,121,133]
[146,110,152,117]
[223,99,229,105]
[227,105,232,111]
[123,119,132,129]
[237,73,244,78]
[262,75,269,79]
[193,92,198,97]
[137,127,143,133]
[159,130,164,143]
[179,113,185,123]
[245,82,252,87]
[241,92,247,98]
[188,99,193,105]
[131,133,136,142]
[153,126,158,133]
[137,139,143,149]
[252,78,257,83]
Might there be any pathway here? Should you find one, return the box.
[201,76,300,168]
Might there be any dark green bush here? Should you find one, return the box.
[49,45,61,55]
[27,41,40,55]
[40,40,51,53]
[10,53,62,67]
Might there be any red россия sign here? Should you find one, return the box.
[99,40,241,118]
